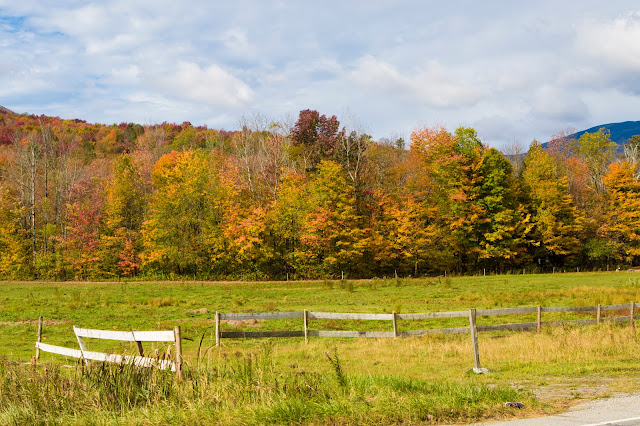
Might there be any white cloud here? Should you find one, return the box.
[109,65,141,85]
[2,1,640,146]
[348,55,483,108]
[149,62,254,109]
[575,12,640,70]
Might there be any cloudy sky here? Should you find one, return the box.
[1,1,640,147]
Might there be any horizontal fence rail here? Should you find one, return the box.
[397,311,469,320]
[35,342,176,370]
[214,302,639,345]
[308,312,394,320]
[73,327,176,342]
[219,312,303,320]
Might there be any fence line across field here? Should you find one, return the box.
[214,302,637,343]
[214,301,637,373]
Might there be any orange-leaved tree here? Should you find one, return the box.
[598,160,640,265]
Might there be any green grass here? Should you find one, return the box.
[0,348,536,425]
[2,271,640,423]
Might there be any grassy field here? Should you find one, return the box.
[2,271,640,424]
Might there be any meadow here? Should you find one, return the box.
[2,271,640,424]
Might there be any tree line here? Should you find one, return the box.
[0,107,638,280]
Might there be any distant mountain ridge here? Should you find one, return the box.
[545,121,640,151]
[569,121,640,144]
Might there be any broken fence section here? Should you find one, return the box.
[34,321,183,379]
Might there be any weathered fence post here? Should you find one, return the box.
[36,316,43,361]
[174,326,183,380]
[132,330,144,356]
[630,302,635,329]
[597,304,602,325]
[469,308,488,373]
[392,311,398,337]
[304,309,309,344]
[536,305,542,333]
[215,311,221,347]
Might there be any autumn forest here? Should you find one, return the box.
[0,106,638,281]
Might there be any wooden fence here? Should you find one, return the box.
[34,318,183,378]
[215,302,637,373]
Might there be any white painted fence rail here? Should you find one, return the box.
[35,342,176,370]
[73,327,176,342]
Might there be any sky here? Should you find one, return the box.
[1,1,640,148]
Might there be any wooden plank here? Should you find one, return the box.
[35,343,175,371]
[75,333,87,359]
[605,316,631,323]
[541,306,598,313]
[475,307,538,316]
[219,312,303,320]
[540,319,597,327]
[220,330,305,338]
[308,330,396,338]
[601,303,634,311]
[400,326,470,336]
[397,311,468,320]
[81,351,176,371]
[308,312,394,320]
[73,327,175,342]
[131,330,176,342]
[35,342,83,358]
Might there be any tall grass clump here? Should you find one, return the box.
[82,360,177,411]
[0,357,180,424]
[0,346,536,425]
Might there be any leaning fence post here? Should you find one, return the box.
[215,311,221,347]
[35,316,43,361]
[303,309,309,344]
[392,311,398,337]
[597,304,602,325]
[536,305,541,333]
[132,330,144,356]
[469,308,487,374]
[630,302,635,329]
[174,326,183,380]
[73,325,88,364]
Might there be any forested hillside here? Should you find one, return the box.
[0,107,638,280]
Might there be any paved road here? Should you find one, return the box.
[474,394,640,426]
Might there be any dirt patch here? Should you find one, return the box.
[222,319,265,328]
[188,308,209,314]
[521,377,619,410]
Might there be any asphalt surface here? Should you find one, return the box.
[474,394,640,426]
